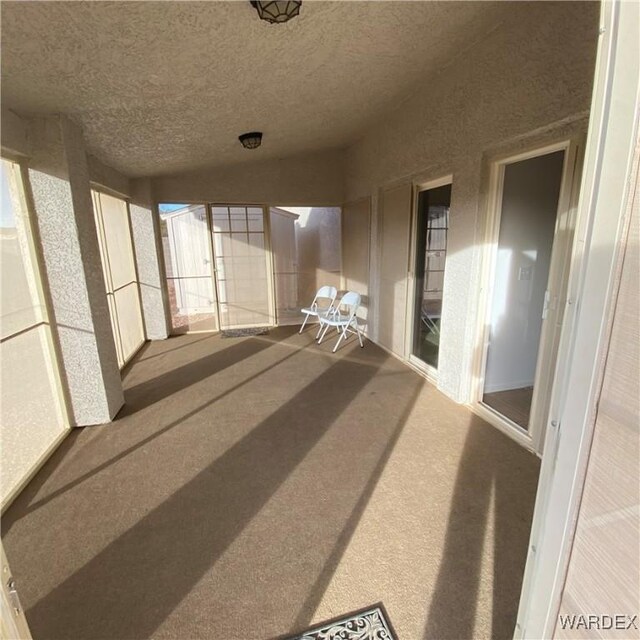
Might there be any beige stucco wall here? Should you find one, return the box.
[341,198,371,326]
[151,148,344,206]
[1,107,30,157]
[342,1,599,402]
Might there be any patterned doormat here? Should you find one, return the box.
[221,327,269,338]
[280,604,397,640]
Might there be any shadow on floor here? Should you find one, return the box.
[423,416,540,640]
[4,331,425,640]
[120,331,279,415]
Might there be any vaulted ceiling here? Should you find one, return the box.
[1,1,504,177]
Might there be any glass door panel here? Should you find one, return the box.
[160,204,218,334]
[411,183,451,369]
[212,206,271,329]
[481,151,564,430]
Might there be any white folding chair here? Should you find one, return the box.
[299,285,338,334]
[317,291,364,353]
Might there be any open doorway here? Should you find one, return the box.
[158,203,274,334]
[475,141,581,452]
[269,206,341,325]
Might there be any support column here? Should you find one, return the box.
[27,115,123,425]
[130,178,169,340]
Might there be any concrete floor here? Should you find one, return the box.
[2,326,540,640]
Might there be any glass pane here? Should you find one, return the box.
[411,184,451,369]
[229,207,247,233]
[99,193,136,290]
[212,207,230,233]
[0,160,44,338]
[160,204,218,334]
[482,151,564,430]
[0,325,66,499]
[247,208,264,232]
[114,283,145,363]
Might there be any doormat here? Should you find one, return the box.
[221,327,269,338]
[279,604,397,640]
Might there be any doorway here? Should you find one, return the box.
[158,203,274,334]
[476,142,581,451]
[406,178,452,375]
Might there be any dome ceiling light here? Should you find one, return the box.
[250,1,302,24]
[238,132,263,149]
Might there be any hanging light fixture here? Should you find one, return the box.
[250,1,301,24]
[238,132,263,149]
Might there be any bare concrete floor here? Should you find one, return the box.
[2,327,540,640]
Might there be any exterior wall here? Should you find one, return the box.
[342,1,599,402]
[377,184,412,355]
[275,206,342,319]
[341,198,371,327]
[151,148,344,206]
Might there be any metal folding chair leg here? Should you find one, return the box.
[299,313,310,334]
[317,322,331,344]
[332,328,348,353]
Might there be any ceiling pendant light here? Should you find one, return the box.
[250,1,302,24]
[238,132,263,150]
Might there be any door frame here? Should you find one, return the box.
[210,203,276,330]
[404,174,453,383]
[472,137,583,453]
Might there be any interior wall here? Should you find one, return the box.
[341,198,371,327]
[343,1,599,402]
[484,151,564,393]
[152,148,344,206]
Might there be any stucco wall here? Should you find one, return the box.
[87,154,130,198]
[151,148,344,206]
[28,115,124,424]
[343,1,599,402]
[1,107,30,157]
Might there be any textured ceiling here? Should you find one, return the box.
[1,1,502,177]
